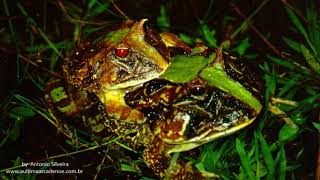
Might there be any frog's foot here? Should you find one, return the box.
[143,136,213,179]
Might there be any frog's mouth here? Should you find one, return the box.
[109,71,165,90]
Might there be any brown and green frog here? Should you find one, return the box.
[45,19,263,179]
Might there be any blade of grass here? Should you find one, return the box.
[25,72,44,91]
[26,41,71,53]
[282,36,302,53]
[157,5,170,32]
[232,37,250,56]
[232,3,283,57]
[253,132,261,178]
[267,55,294,71]
[17,3,62,57]
[199,20,217,48]
[300,44,320,74]
[262,62,276,103]
[276,74,301,97]
[235,138,257,180]
[285,7,317,56]
[278,145,286,180]
[212,140,231,167]
[231,0,270,39]
[257,132,275,179]
[3,0,20,78]
[90,2,110,17]
[306,3,320,55]
[267,55,313,76]
[120,163,138,173]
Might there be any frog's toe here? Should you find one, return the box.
[143,136,170,177]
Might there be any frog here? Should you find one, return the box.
[124,48,263,178]
[45,19,263,179]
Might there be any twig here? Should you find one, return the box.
[94,154,107,180]
[280,0,307,23]
[56,0,107,26]
[231,3,285,59]
[18,54,63,78]
[111,0,130,20]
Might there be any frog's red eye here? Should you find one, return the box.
[115,47,129,58]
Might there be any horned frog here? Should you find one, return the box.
[46,19,263,179]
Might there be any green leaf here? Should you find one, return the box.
[179,33,193,45]
[200,21,217,48]
[17,3,61,56]
[232,37,250,56]
[282,36,302,53]
[276,74,301,97]
[201,141,231,171]
[312,122,320,130]
[140,177,158,180]
[305,2,320,55]
[157,6,170,32]
[200,143,215,170]
[291,113,306,125]
[90,3,109,17]
[285,7,317,55]
[161,55,208,83]
[267,55,312,76]
[26,41,70,52]
[9,106,36,120]
[200,65,262,112]
[257,132,275,179]
[278,145,286,180]
[267,55,295,71]
[235,138,257,180]
[278,124,300,142]
[195,162,206,171]
[7,125,21,141]
[300,44,320,74]
[88,0,97,9]
[120,163,138,173]
[262,62,276,103]
[296,147,304,160]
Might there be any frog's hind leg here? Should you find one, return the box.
[143,136,208,179]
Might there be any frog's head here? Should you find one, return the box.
[64,19,170,92]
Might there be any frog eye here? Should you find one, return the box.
[144,80,166,96]
[115,47,129,58]
[190,85,206,96]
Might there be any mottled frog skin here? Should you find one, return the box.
[45,19,263,179]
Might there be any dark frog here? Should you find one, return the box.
[45,19,263,179]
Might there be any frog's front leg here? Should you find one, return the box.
[97,89,145,124]
[143,112,213,179]
[144,136,205,179]
[96,89,156,147]
[45,78,99,118]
